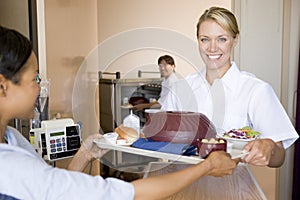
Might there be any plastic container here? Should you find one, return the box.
[123,110,140,137]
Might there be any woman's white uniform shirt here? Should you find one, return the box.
[160,62,299,149]
[0,126,134,200]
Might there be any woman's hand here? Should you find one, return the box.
[80,133,110,161]
[204,151,239,177]
[242,139,285,167]
[68,133,110,172]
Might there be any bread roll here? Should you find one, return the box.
[115,124,139,143]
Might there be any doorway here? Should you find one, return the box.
[292,48,300,200]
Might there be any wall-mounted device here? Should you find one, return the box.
[30,118,81,161]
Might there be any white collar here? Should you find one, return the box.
[200,62,241,91]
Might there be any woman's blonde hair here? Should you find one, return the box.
[196,7,239,39]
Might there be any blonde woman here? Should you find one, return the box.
[161,7,298,167]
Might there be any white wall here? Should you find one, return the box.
[97,0,231,79]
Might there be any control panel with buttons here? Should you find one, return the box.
[30,118,81,161]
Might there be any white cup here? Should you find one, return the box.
[103,132,119,144]
[123,97,129,105]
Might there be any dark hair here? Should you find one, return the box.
[0,26,32,84]
[158,55,175,66]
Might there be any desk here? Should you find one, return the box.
[144,162,267,200]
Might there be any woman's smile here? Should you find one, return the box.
[208,54,222,60]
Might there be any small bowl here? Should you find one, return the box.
[197,138,227,158]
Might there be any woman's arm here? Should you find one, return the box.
[243,139,285,167]
[132,151,239,200]
[133,102,161,111]
[67,146,92,172]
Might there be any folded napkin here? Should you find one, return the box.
[131,138,196,155]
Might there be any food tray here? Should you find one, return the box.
[94,139,247,165]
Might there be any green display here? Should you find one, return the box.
[50,131,64,137]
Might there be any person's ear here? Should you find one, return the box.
[233,34,239,47]
[171,64,175,71]
[0,74,8,97]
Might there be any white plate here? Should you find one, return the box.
[217,134,256,142]
[217,133,256,150]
